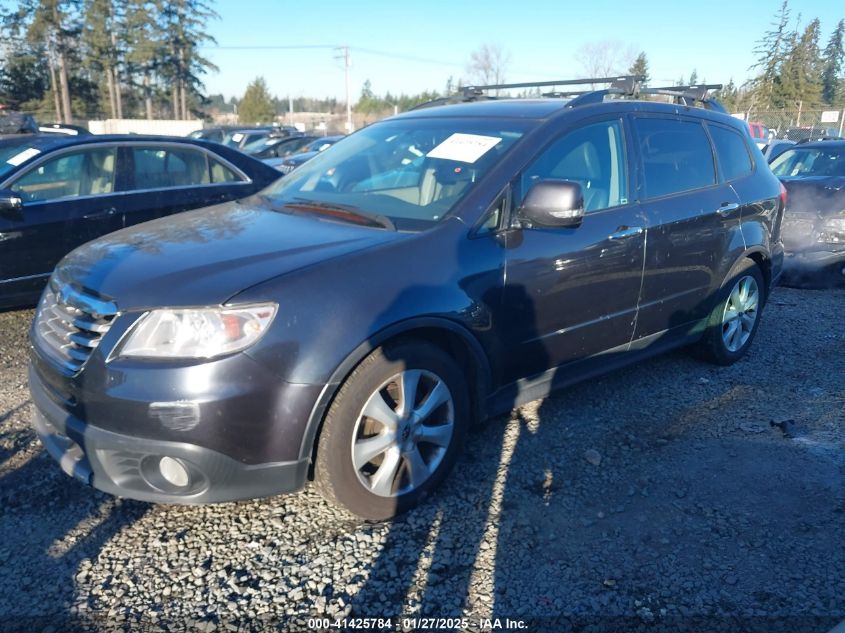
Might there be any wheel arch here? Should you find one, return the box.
[298,317,493,470]
[733,247,772,303]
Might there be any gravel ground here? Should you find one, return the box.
[1,286,844,633]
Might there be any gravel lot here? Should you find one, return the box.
[1,286,844,632]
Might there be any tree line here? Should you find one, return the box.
[0,0,217,122]
[719,1,845,113]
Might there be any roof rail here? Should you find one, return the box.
[639,84,725,112]
[409,76,726,112]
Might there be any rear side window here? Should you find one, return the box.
[131,147,210,190]
[635,118,715,199]
[209,157,242,183]
[709,125,753,181]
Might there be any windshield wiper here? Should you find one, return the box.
[280,198,396,230]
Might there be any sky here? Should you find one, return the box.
[202,0,844,101]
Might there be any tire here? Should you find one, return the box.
[313,341,469,520]
[691,259,765,366]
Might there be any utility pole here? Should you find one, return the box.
[289,95,294,126]
[335,46,352,133]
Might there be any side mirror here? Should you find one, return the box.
[0,190,23,219]
[518,179,585,228]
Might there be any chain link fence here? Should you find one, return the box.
[732,108,845,141]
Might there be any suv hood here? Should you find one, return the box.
[56,199,404,310]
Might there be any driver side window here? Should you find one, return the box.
[520,119,628,213]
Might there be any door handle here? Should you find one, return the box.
[717,202,740,216]
[82,207,117,220]
[608,226,643,240]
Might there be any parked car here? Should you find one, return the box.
[747,120,769,149]
[0,111,38,135]
[38,123,92,136]
[769,140,845,285]
[782,126,841,142]
[244,134,314,159]
[28,83,784,520]
[0,134,281,308]
[188,125,298,146]
[269,135,343,173]
[762,139,795,161]
[187,125,246,144]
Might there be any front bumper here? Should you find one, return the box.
[783,246,845,274]
[29,362,311,504]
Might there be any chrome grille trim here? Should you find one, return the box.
[33,278,118,374]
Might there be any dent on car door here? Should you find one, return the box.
[630,116,735,341]
[1,146,120,298]
[499,118,646,385]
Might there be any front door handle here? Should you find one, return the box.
[608,226,644,240]
[717,202,740,216]
[82,207,117,220]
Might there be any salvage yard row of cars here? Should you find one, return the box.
[2,77,843,520]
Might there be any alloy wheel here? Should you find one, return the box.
[721,275,760,353]
[351,369,455,498]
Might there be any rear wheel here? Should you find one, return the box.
[692,259,765,366]
[314,341,469,520]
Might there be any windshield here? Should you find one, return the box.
[0,142,42,180]
[260,118,527,231]
[770,147,845,177]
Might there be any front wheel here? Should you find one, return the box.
[314,341,469,520]
[692,259,765,366]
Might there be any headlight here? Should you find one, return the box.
[119,304,277,359]
[819,216,845,243]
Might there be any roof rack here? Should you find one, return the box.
[410,76,726,112]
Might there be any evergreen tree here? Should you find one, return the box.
[779,18,822,107]
[750,0,791,108]
[821,19,845,104]
[627,52,649,86]
[2,0,83,121]
[238,77,275,124]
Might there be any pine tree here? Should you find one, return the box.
[750,0,791,108]
[627,52,649,86]
[238,77,275,124]
[821,19,845,105]
[779,19,822,107]
[2,0,83,122]
[157,0,218,120]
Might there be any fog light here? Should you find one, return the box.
[159,456,190,487]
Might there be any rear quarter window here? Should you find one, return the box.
[634,118,716,199]
[708,125,753,182]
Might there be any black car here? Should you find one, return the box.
[187,125,246,144]
[769,140,845,284]
[28,78,784,520]
[245,135,315,159]
[0,134,280,308]
[269,135,343,173]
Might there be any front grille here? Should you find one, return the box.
[34,277,118,374]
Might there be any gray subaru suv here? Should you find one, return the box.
[29,77,784,519]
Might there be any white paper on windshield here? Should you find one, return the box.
[426,133,501,163]
[6,147,41,166]
[231,133,244,142]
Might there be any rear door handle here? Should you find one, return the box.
[83,207,117,220]
[717,202,740,216]
[608,226,644,240]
